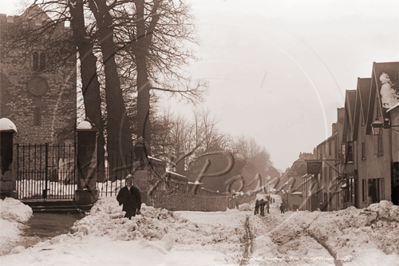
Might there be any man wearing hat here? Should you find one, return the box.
[117,174,142,219]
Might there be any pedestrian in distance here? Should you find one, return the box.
[266,200,270,214]
[280,202,285,214]
[254,199,259,215]
[259,199,265,216]
[117,174,141,219]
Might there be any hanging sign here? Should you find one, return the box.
[307,161,322,174]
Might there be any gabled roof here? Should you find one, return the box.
[359,78,372,120]
[366,62,399,135]
[316,132,338,148]
[353,78,371,141]
[342,90,356,143]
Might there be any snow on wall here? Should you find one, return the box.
[380,72,399,109]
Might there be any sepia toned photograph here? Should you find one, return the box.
[0,0,398,265]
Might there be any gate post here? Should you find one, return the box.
[75,120,99,205]
[0,118,17,199]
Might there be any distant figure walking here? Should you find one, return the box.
[259,199,266,216]
[117,175,141,219]
[254,199,260,215]
[280,202,285,214]
[266,200,270,214]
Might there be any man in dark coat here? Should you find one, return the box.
[259,199,266,216]
[254,199,260,215]
[280,202,285,213]
[117,175,141,219]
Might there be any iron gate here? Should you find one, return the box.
[16,143,77,200]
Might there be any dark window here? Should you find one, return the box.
[347,142,353,162]
[34,106,41,126]
[39,53,46,70]
[362,179,367,201]
[33,52,39,70]
[328,141,331,155]
[362,142,366,160]
[368,178,384,203]
[345,178,355,202]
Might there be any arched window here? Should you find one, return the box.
[33,52,39,70]
[39,53,46,70]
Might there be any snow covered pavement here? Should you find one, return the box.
[1,197,399,265]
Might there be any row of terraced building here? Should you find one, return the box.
[284,61,399,211]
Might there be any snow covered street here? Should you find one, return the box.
[1,197,399,265]
[247,201,399,266]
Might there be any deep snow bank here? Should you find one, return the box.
[250,200,399,266]
[70,197,246,263]
[309,200,399,265]
[2,197,247,265]
[0,197,33,254]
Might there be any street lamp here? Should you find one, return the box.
[371,120,383,136]
[372,118,399,135]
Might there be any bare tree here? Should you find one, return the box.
[87,0,133,161]
[9,0,206,177]
[152,108,231,173]
[112,0,208,149]
[231,135,272,178]
[69,0,105,172]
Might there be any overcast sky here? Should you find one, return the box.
[1,0,398,171]
[175,0,399,171]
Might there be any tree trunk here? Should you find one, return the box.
[134,0,161,153]
[136,53,151,148]
[69,0,105,181]
[90,0,133,179]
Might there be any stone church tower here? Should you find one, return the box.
[0,5,76,145]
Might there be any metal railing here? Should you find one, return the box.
[16,143,77,200]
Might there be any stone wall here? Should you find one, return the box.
[229,193,256,209]
[150,192,230,212]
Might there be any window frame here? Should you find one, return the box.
[32,51,46,71]
[374,133,383,156]
[39,53,46,71]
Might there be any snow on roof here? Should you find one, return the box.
[387,102,399,113]
[148,156,163,162]
[0,118,17,132]
[188,181,202,185]
[290,191,302,195]
[166,170,186,178]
